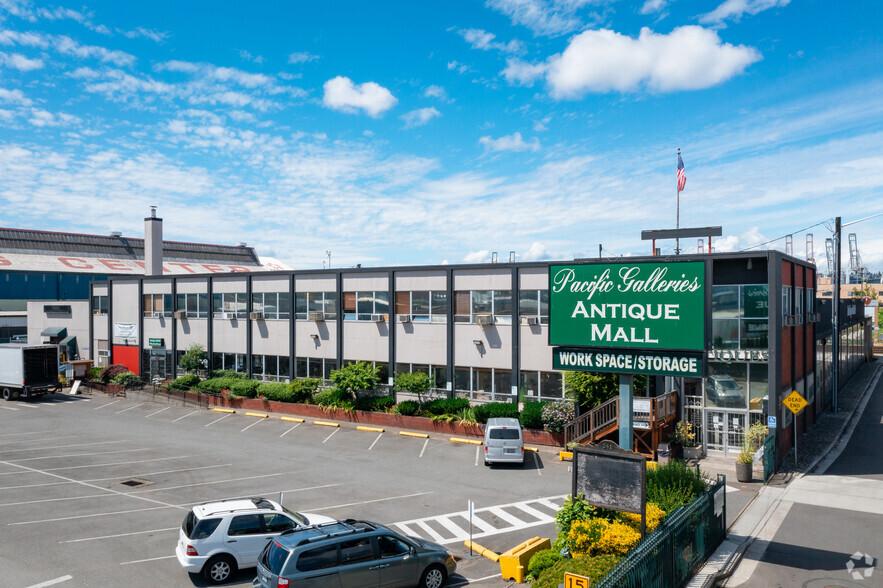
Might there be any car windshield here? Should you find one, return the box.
[282,506,308,525]
[489,429,520,440]
[182,512,222,540]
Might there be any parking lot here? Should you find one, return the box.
[0,392,572,587]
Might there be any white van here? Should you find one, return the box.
[483,417,524,466]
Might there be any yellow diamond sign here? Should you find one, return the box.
[782,390,808,415]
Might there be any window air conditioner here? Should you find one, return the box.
[370,314,385,323]
[173,310,187,319]
[783,315,798,327]
[249,311,264,320]
[309,311,325,322]
[397,314,411,323]
[476,314,495,326]
[522,316,539,325]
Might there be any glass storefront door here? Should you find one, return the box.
[149,349,168,384]
[705,410,747,456]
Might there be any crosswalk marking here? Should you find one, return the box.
[393,495,566,545]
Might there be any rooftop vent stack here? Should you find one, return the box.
[144,205,163,277]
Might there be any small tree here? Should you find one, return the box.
[565,372,649,410]
[179,343,207,375]
[394,371,432,403]
[329,361,379,401]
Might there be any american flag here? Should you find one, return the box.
[677,153,686,193]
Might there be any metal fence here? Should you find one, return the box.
[595,475,727,588]
[762,433,776,483]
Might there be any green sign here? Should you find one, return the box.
[742,285,769,318]
[148,338,165,347]
[549,261,705,350]
[553,347,704,377]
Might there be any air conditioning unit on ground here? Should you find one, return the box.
[173,310,186,319]
[807,312,821,323]
[783,315,798,327]
[309,311,325,322]
[476,314,495,326]
[397,314,411,323]
[249,311,264,320]
[370,314,385,322]
[521,316,539,325]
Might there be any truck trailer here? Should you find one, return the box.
[0,344,60,401]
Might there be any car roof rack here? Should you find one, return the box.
[284,520,378,547]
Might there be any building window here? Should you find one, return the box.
[518,290,550,324]
[343,291,390,321]
[711,285,768,350]
[394,363,446,389]
[91,295,108,315]
[294,292,338,320]
[176,293,209,319]
[794,287,804,324]
[250,355,291,382]
[213,353,246,373]
[453,290,513,324]
[805,288,814,316]
[519,370,564,399]
[782,285,792,318]
[252,292,291,320]
[295,357,336,381]
[212,293,248,319]
[143,293,172,317]
[453,366,516,401]
[394,291,447,322]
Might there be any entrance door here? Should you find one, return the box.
[705,410,747,456]
[149,350,166,384]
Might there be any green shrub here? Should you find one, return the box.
[207,369,248,380]
[229,379,259,398]
[532,555,620,588]
[197,377,240,394]
[257,382,291,402]
[646,460,709,513]
[98,364,129,383]
[88,367,102,380]
[168,374,200,390]
[527,549,561,579]
[329,361,379,400]
[394,400,421,416]
[290,378,321,403]
[555,494,595,538]
[519,401,544,429]
[422,397,470,416]
[473,402,519,423]
[542,400,575,432]
[111,371,142,390]
[313,388,353,410]
[393,371,432,399]
[354,395,396,412]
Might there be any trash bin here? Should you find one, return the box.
[657,442,671,466]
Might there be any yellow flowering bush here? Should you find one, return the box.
[568,519,607,556]
[622,502,666,533]
[594,520,642,556]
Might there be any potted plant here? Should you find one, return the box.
[670,420,701,460]
[735,444,754,482]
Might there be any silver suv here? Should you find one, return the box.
[176,497,333,584]
[253,519,456,588]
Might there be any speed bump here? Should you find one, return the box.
[245,412,269,418]
[524,446,538,452]
[357,426,385,433]
[212,408,235,413]
[399,431,429,438]
[281,416,305,423]
[450,437,482,445]
[313,421,340,427]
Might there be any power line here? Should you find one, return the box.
[739,219,832,252]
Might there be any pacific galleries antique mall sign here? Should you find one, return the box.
[549,261,705,351]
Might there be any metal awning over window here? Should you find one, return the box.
[41,326,67,338]
[60,335,77,346]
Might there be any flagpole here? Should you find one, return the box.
[676,148,680,255]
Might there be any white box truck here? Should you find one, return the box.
[0,344,60,401]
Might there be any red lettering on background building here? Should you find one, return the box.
[167,262,196,273]
[229,266,251,273]
[98,259,133,271]
[0,254,11,267]
[133,261,172,273]
[59,257,94,269]
[202,264,225,273]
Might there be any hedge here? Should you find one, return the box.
[473,402,519,423]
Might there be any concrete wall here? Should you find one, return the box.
[26,300,90,357]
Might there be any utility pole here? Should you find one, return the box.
[832,217,841,412]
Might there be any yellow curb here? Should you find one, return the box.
[313,421,340,427]
[450,437,482,445]
[213,408,235,413]
[559,451,573,461]
[464,540,499,562]
[280,416,305,423]
[357,426,385,433]
[245,412,269,418]
[524,446,538,452]
[399,431,430,438]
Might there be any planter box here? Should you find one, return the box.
[683,446,703,460]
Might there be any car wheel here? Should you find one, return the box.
[419,564,447,588]
[202,554,237,585]
[2,388,12,401]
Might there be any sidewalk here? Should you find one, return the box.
[687,358,883,587]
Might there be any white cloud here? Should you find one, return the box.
[54,35,135,67]
[322,76,397,117]
[27,108,80,127]
[522,241,549,260]
[447,60,470,74]
[640,0,669,15]
[401,107,441,128]
[486,0,597,37]
[288,51,319,64]
[463,249,490,263]
[546,26,761,97]
[457,28,523,54]
[479,132,541,153]
[700,0,790,25]
[119,27,168,43]
[0,51,42,70]
[424,85,448,100]
[0,30,50,48]
[533,116,550,131]
[502,58,547,86]
[0,87,31,105]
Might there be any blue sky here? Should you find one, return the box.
[0,0,881,272]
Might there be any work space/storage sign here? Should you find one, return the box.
[549,261,705,351]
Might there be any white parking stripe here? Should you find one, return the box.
[280,423,301,437]
[435,516,469,540]
[415,520,445,543]
[8,448,150,464]
[537,498,561,511]
[475,445,480,466]
[512,502,551,521]
[241,418,264,432]
[8,455,186,473]
[0,406,18,411]
[61,527,178,543]
[171,410,199,422]
[145,406,170,418]
[0,464,231,491]
[308,491,434,513]
[0,429,52,437]
[21,403,40,409]
[467,514,496,534]
[94,399,122,410]
[129,472,294,495]
[322,428,339,443]
[368,432,383,451]
[419,438,429,458]
[0,439,125,455]
[488,507,524,527]
[0,435,79,447]
[25,575,73,588]
[120,555,177,565]
[116,403,144,414]
[204,413,232,427]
